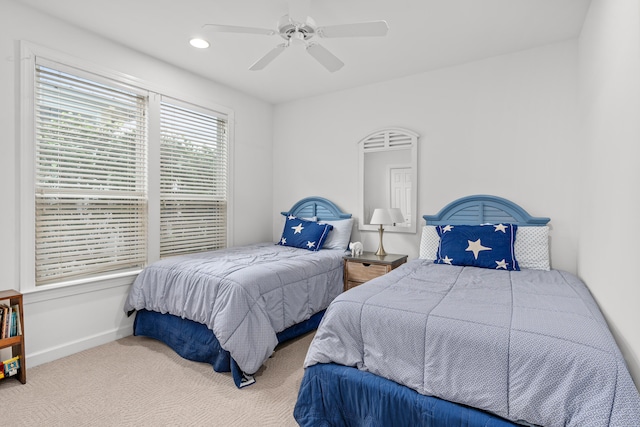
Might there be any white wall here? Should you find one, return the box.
[273,40,580,272]
[578,0,640,386]
[0,0,273,366]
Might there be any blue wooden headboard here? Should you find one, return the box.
[281,197,352,221]
[423,195,549,226]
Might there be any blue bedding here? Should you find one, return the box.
[134,308,324,387]
[301,260,640,426]
[294,363,518,427]
[125,243,344,379]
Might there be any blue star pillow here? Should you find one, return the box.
[278,216,333,251]
[434,224,520,271]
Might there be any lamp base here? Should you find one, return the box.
[375,224,387,257]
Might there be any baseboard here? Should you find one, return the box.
[27,324,133,368]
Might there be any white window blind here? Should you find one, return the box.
[159,100,228,257]
[34,64,147,285]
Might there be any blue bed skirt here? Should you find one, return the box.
[133,309,324,387]
[294,363,520,427]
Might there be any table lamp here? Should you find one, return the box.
[370,208,393,256]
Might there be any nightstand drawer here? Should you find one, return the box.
[343,252,408,292]
[346,261,388,283]
[345,281,363,291]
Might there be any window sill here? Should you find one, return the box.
[22,269,142,304]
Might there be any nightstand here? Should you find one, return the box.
[343,252,408,291]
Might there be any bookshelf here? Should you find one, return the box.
[0,289,26,384]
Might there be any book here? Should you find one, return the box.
[10,304,21,337]
[0,304,8,339]
[3,305,11,338]
[10,310,17,337]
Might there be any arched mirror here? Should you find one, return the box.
[358,128,419,234]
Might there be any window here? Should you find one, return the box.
[22,47,230,290]
[159,100,228,257]
[34,64,148,286]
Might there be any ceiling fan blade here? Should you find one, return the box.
[202,24,276,36]
[306,43,344,72]
[288,0,311,23]
[249,44,287,70]
[317,20,389,38]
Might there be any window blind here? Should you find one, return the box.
[34,64,147,285]
[159,101,228,257]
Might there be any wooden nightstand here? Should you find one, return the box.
[343,252,408,291]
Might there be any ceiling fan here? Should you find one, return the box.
[199,3,389,72]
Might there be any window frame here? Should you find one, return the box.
[159,96,230,257]
[33,59,150,287]
[19,41,235,295]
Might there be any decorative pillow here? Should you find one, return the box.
[434,224,520,271]
[514,226,550,270]
[318,218,354,250]
[278,216,333,251]
[419,225,440,260]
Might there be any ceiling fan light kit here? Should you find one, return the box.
[198,7,388,72]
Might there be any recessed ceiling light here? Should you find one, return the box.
[189,38,210,49]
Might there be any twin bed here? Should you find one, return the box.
[124,196,353,387]
[294,195,640,426]
[124,194,640,425]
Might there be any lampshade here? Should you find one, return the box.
[370,208,393,225]
[389,208,405,224]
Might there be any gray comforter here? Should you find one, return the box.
[125,243,344,374]
[304,259,640,426]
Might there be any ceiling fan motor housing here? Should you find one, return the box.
[277,15,316,41]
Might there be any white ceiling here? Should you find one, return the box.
[16,0,591,104]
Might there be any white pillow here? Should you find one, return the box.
[419,225,550,270]
[319,218,354,250]
[419,225,440,261]
[514,226,550,270]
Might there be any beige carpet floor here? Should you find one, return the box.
[0,332,315,426]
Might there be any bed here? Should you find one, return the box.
[294,195,640,426]
[124,196,353,388]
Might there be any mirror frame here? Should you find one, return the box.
[357,127,419,234]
